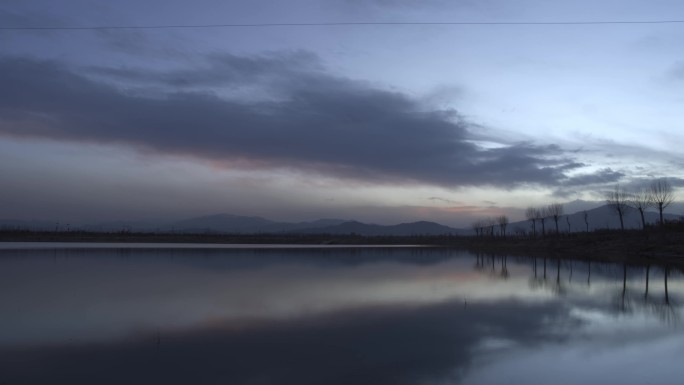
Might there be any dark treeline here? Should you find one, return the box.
[473,178,678,238]
[3,220,684,266]
[0,228,459,246]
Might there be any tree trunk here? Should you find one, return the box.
[658,203,664,226]
[619,212,624,231]
[554,218,559,234]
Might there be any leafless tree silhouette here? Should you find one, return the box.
[525,207,538,238]
[630,189,652,230]
[484,217,496,237]
[605,185,629,231]
[471,220,482,237]
[547,203,564,234]
[497,215,509,238]
[650,179,675,227]
[537,207,547,237]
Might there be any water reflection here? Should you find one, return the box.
[0,245,682,385]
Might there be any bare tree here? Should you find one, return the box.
[547,203,564,235]
[537,207,547,237]
[650,178,675,227]
[471,220,482,237]
[482,217,496,237]
[583,211,589,232]
[497,215,509,238]
[605,185,629,231]
[525,207,538,238]
[630,189,652,230]
[566,215,571,233]
[487,217,497,237]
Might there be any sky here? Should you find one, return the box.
[2,0,684,227]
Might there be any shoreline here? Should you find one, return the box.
[2,229,684,268]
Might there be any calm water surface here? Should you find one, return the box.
[0,243,682,384]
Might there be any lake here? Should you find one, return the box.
[0,243,682,384]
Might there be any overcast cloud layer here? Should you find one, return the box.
[2,0,684,224]
[0,54,588,188]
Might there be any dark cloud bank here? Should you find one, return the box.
[0,53,592,187]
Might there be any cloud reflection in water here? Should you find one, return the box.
[0,247,682,384]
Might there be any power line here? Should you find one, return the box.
[2,20,684,30]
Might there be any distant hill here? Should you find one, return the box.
[165,215,458,236]
[1,204,680,236]
[293,220,460,236]
[163,214,349,234]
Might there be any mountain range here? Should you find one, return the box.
[150,214,461,236]
[1,203,681,236]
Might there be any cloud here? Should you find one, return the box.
[87,51,324,90]
[428,196,461,204]
[0,54,582,188]
[618,176,684,191]
[561,168,625,187]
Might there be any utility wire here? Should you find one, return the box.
[2,20,684,30]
